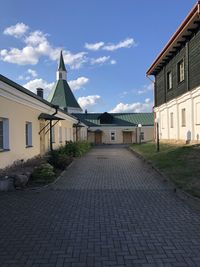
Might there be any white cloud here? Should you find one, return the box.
[27,69,37,77]
[103,38,136,51]
[25,31,47,46]
[3,23,29,38]
[1,23,88,69]
[110,59,117,65]
[0,47,38,65]
[138,83,153,94]
[78,95,101,109]
[91,56,110,65]
[23,78,54,98]
[110,99,153,113]
[85,42,104,51]
[68,77,89,91]
[85,38,136,52]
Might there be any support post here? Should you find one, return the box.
[50,120,53,151]
[157,122,160,152]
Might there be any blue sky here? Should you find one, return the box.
[0,0,197,112]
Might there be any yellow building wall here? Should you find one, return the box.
[87,127,154,144]
[0,96,42,168]
[0,96,75,169]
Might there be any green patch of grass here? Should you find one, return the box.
[131,142,200,198]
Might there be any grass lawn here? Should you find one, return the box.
[130,142,200,198]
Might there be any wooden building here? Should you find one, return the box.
[147,1,200,143]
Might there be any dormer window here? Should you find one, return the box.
[178,59,185,83]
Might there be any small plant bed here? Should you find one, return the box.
[0,141,91,189]
[130,142,200,198]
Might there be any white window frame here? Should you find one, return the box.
[178,59,185,83]
[65,127,67,141]
[0,118,9,151]
[52,125,55,143]
[196,102,200,125]
[167,71,172,90]
[110,131,116,141]
[59,126,62,143]
[25,122,32,147]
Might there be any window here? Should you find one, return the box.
[59,127,62,143]
[0,118,9,150]
[140,132,144,141]
[52,126,55,143]
[65,127,67,141]
[181,108,186,127]
[110,131,116,141]
[196,103,200,125]
[167,71,172,90]
[170,113,174,128]
[25,122,32,147]
[178,59,184,83]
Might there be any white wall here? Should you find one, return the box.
[155,86,200,142]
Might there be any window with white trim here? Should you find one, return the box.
[0,118,9,151]
[167,71,172,90]
[59,126,62,143]
[64,127,67,141]
[181,108,186,127]
[140,132,144,140]
[178,59,184,83]
[170,113,174,128]
[52,126,55,143]
[196,103,200,125]
[110,131,116,141]
[25,122,32,147]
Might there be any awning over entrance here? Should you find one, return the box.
[38,113,64,121]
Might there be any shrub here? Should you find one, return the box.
[48,150,72,170]
[64,141,91,157]
[31,163,55,183]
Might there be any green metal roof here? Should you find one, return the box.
[58,51,66,71]
[0,74,77,121]
[74,112,154,127]
[48,79,81,110]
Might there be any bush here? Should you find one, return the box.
[48,150,72,170]
[31,163,55,183]
[64,141,91,157]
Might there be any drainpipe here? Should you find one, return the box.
[50,105,59,151]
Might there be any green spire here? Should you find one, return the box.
[58,50,66,71]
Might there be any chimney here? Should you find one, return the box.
[36,88,44,98]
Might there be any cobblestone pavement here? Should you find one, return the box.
[0,146,200,267]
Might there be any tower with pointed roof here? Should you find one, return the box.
[48,51,82,113]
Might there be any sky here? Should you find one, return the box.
[0,0,197,113]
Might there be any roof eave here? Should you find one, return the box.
[147,2,200,76]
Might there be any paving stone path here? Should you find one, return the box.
[0,146,200,267]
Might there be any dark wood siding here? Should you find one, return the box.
[155,69,165,106]
[189,31,200,90]
[154,29,200,107]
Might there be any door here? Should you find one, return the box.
[95,132,102,144]
[123,132,132,144]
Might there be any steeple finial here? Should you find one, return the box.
[57,50,67,80]
[58,50,66,71]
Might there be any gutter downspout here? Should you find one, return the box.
[50,105,59,151]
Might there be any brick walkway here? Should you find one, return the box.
[0,146,200,267]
